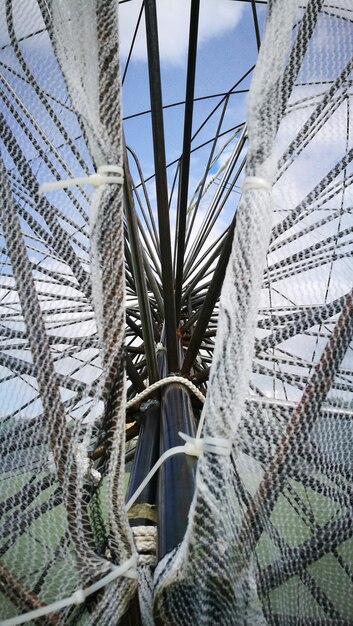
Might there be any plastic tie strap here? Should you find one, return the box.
[125,431,231,512]
[242,176,271,192]
[0,555,137,626]
[39,165,124,194]
[179,432,232,457]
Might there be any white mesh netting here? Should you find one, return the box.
[154,1,353,624]
[0,1,136,624]
[0,0,353,625]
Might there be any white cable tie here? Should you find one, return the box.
[0,555,137,626]
[39,165,124,194]
[178,432,204,457]
[202,435,232,456]
[126,431,232,514]
[179,432,232,457]
[242,176,271,192]
[125,445,186,512]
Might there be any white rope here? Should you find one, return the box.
[0,555,138,626]
[132,526,157,567]
[39,165,124,193]
[242,176,272,192]
[126,375,206,410]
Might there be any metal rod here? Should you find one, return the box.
[182,214,237,375]
[184,95,230,254]
[144,0,178,373]
[174,0,200,321]
[122,1,144,84]
[251,0,261,51]
[125,350,146,393]
[181,231,227,306]
[123,149,159,384]
[127,145,160,254]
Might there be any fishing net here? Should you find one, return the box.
[0,0,353,625]
[0,1,136,624]
[154,1,353,624]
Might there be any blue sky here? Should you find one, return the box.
[119,0,267,269]
[0,0,269,421]
[3,1,352,414]
[120,0,267,203]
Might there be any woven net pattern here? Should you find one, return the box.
[1,0,353,625]
[0,1,136,624]
[154,1,353,624]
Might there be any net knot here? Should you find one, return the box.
[39,165,124,193]
[179,432,232,457]
[242,176,271,192]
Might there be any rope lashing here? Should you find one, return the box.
[126,375,206,410]
[132,526,157,567]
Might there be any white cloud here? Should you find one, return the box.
[119,0,244,66]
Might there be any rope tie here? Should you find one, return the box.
[126,375,206,410]
[132,526,157,567]
[39,165,124,194]
[242,176,271,192]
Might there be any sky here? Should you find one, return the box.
[119,0,267,262]
[1,0,353,421]
[0,0,268,422]
[120,0,265,181]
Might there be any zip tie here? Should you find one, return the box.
[178,432,232,457]
[242,176,271,192]
[125,432,232,512]
[125,445,187,511]
[39,165,124,194]
[126,375,205,410]
[178,432,204,457]
[0,555,137,626]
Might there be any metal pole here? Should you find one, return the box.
[182,214,236,375]
[144,0,178,373]
[123,149,159,384]
[174,0,200,321]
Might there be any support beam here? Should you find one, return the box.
[182,214,236,375]
[157,381,197,559]
[174,0,200,320]
[144,0,178,373]
[124,149,159,384]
